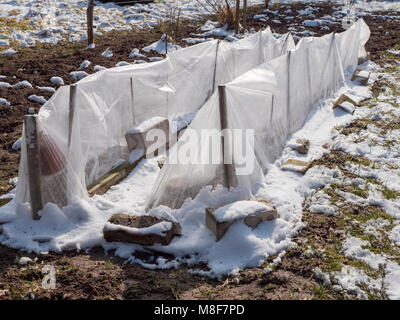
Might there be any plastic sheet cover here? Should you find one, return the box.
[146,19,370,209]
[15,27,296,210]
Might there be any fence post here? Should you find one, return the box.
[218,85,238,188]
[235,0,240,34]
[243,0,247,26]
[24,114,42,219]
[286,51,291,133]
[130,77,136,125]
[87,0,94,45]
[258,31,263,64]
[212,40,221,93]
[306,47,313,105]
[68,84,77,150]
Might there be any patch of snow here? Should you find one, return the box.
[0,82,11,89]
[101,47,113,58]
[213,200,274,223]
[85,43,95,50]
[127,116,166,134]
[115,61,131,67]
[104,220,172,237]
[0,98,10,107]
[1,48,17,55]
[79,59,91,69]
[19,257,33,266]
[12,138,22,151]
[143,35,181,55]
[70,71,89,81]
[0,39,9,47]
[50,76,64,85]
[37,86,56,93]
[94,65,106,72]
[129,48,147,59]
[12,80,32,89]
[28,95,46,105]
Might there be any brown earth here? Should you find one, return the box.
[0,1,399,300]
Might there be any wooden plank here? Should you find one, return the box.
[87,157,143,197]
[87,123,189,197]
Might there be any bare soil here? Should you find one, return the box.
[0,1,400,300]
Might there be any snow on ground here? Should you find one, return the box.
[28,94,46,104]
[1,0,400,297]
[0,0,397,50]
[300,56,400,299]
[143,34,181,55]
[0,57,384,280]
[0,0,265,47]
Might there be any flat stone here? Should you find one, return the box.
[322,142,331,149]
[206,199,278,241]
[351,69,370,86]
[334,93,358,107]
[281,159,312,174]
[337,101,355,114]
[333,94,358,114]
[358,52,370,65]
[125,116,169,158]
[103,213,181,246]
[295,138,310,154]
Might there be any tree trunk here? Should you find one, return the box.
[87,0,94,45]
[265,0,270,9]
[235,0,240,34]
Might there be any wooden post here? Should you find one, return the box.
[24,115,43,220]
[243,0,247,26]
[87,0,94,46]
[130,77,136,125]
[218,85,238,188]
[235,0,240,34]
[286,51,291,132]
[212,40,221,93]
[68,84,77,150]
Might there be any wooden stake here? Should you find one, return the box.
[68,84,77,150]
[24,115,42,220]
[286,51,291,132]
[212,40,221,93]
[235,0,240,34]
[130,77,136,125]
[87,0,94,46]
[243,0,247,26]
[218,85,238,188]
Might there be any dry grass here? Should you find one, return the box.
[196,0,238,29]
